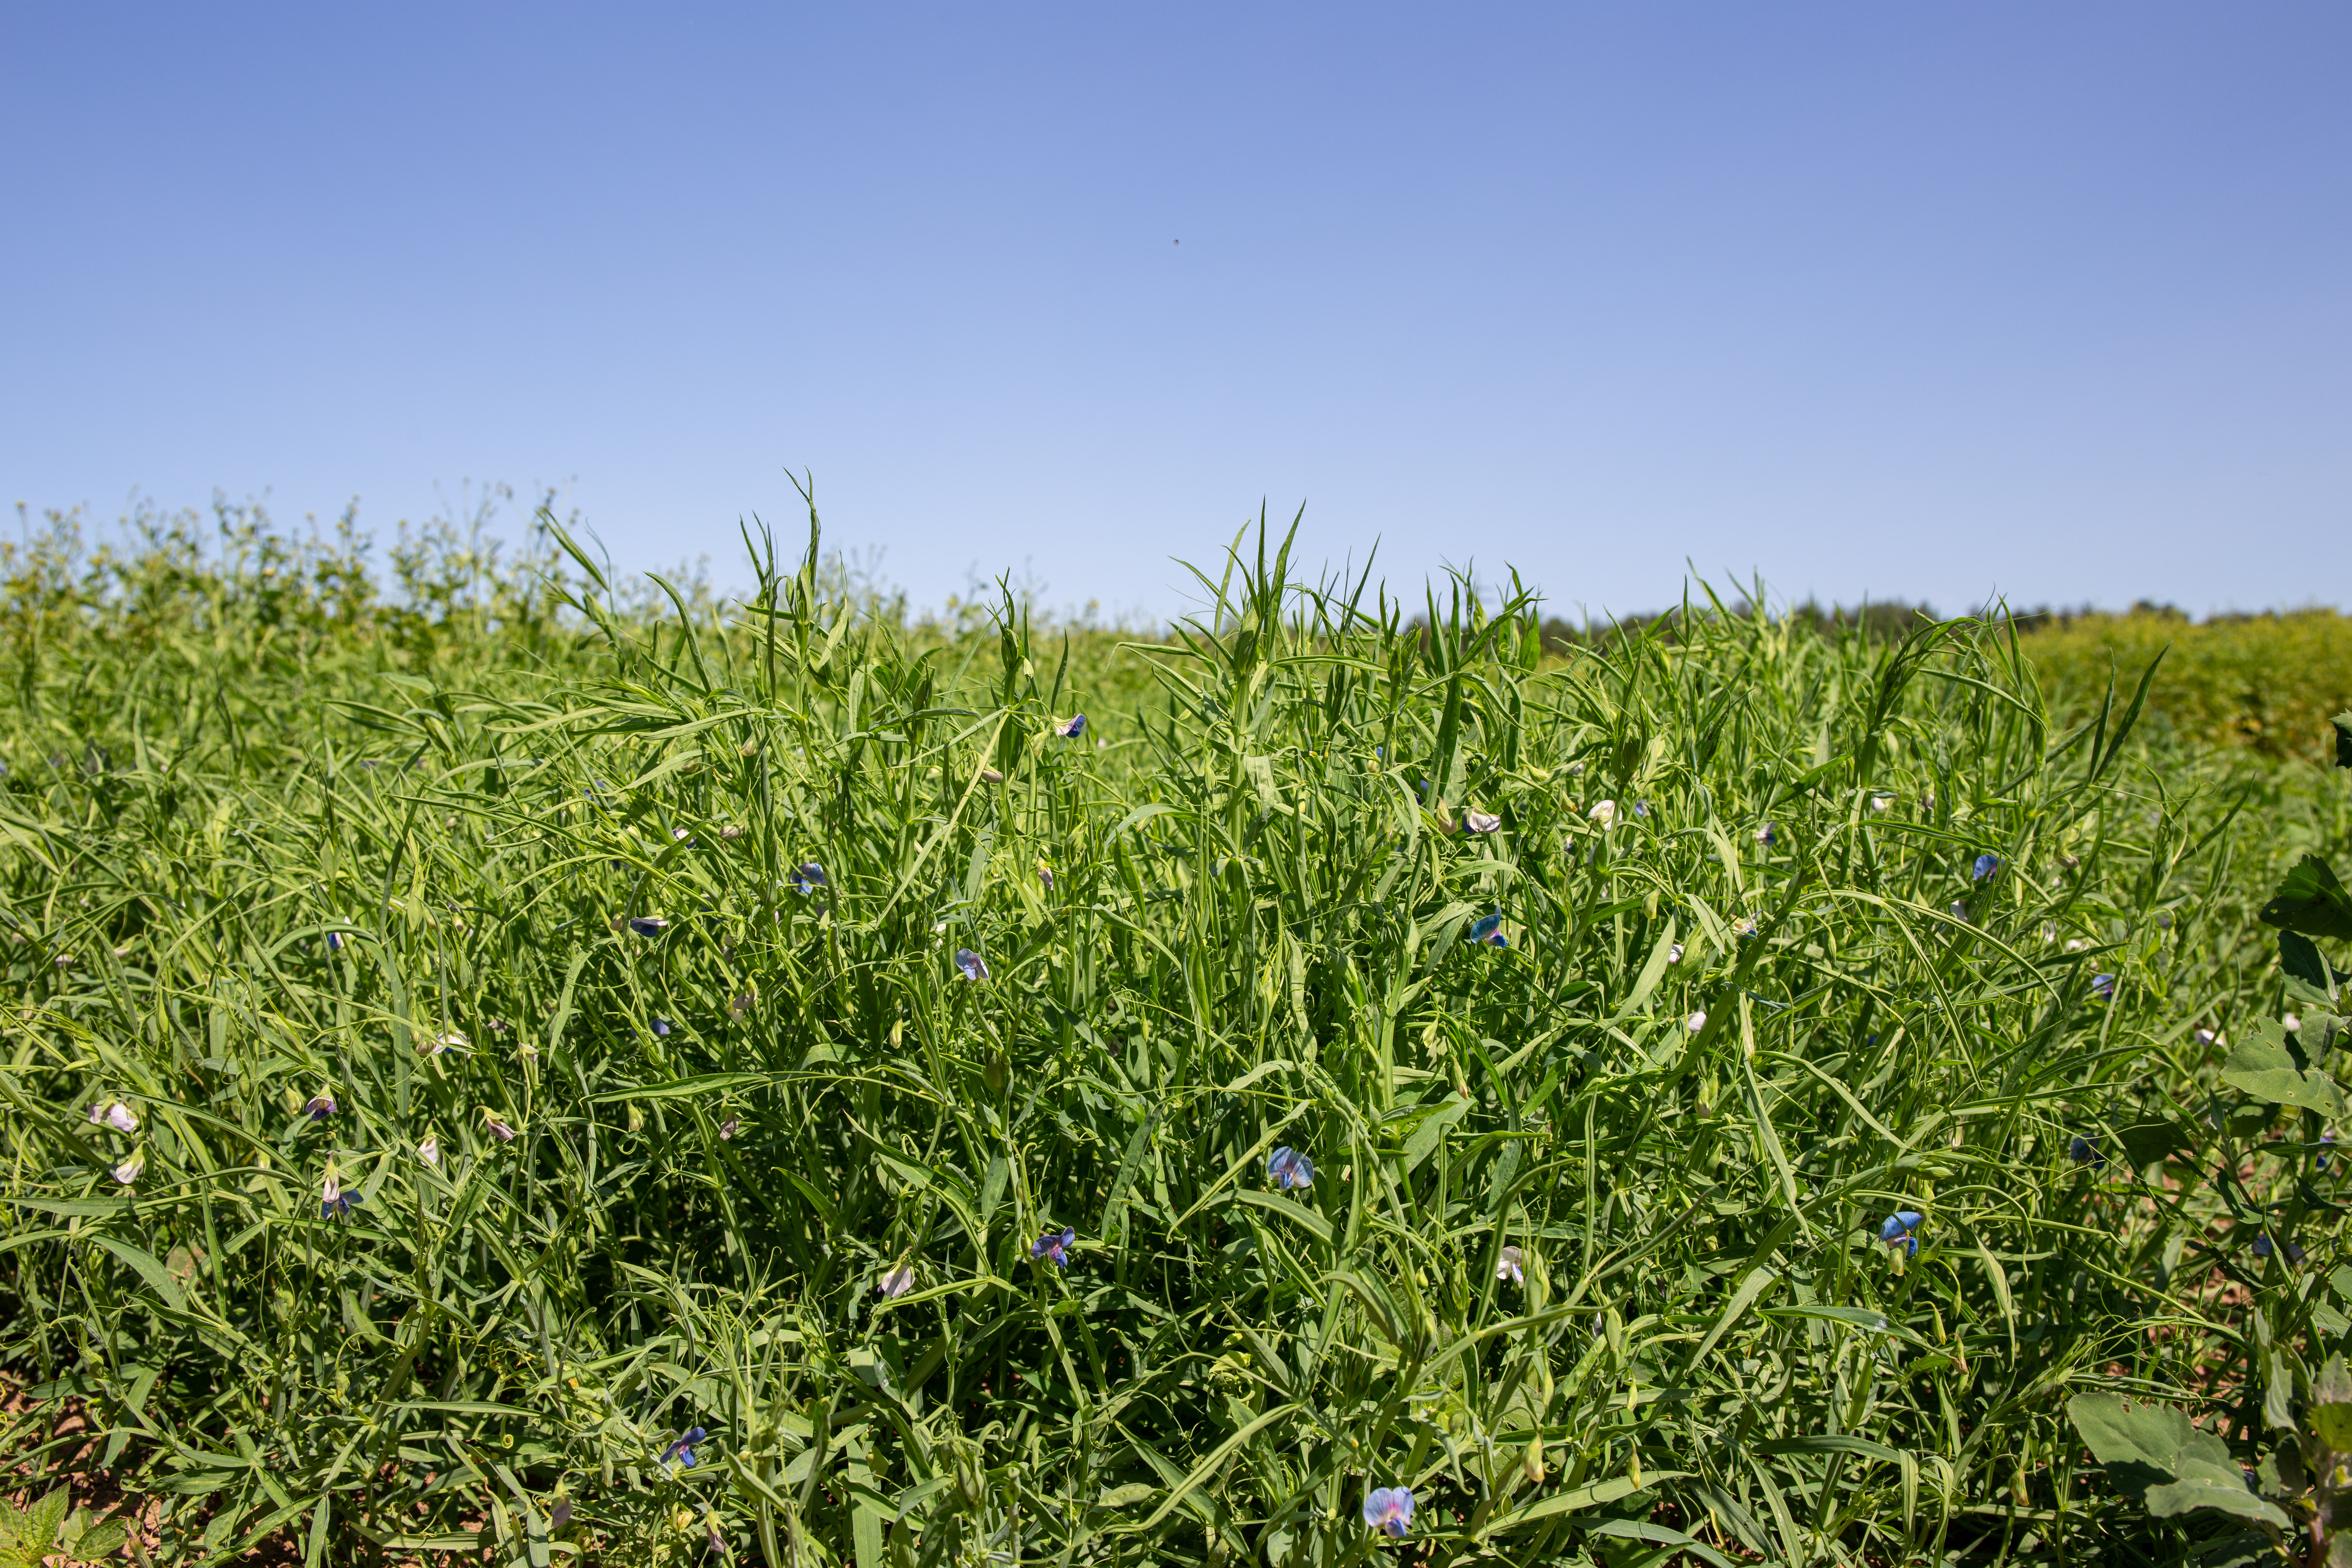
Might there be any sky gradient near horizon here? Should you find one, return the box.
[3,4,2346,623]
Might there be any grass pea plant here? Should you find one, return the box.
[1,506,2346,1566]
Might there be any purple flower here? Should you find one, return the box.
[1268,1147,1314,1191]
[659,1426,707,1468]
[1468,913,1507,948]
[1972,853,2001,882]
[320,1172,360,1220]
[1057,714,1087,739]
[484,1110,518,1142]
[89,1099,139,1133]
[1038,861,1055,891]
[1880,1210,1922,1258]
[955,948,989,982]
[1032,1225,1075,1268]
[1362,1485,1414,1538]
[2091,973,2116,1000]
[627,916,667,937]
[877,1263,916,1299]
[791,862,826,895]
[303,1092,337,1121]
[2321,1133,2335,1172]
[650,1017,673,1037]
[2069,1135,2104,1169]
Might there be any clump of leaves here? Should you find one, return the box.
[0,1488,129,1567]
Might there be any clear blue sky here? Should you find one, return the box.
[3,4,2345,622]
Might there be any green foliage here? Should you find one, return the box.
[0,1486,130,1567]
[2,503,2351,1565]
[2065,1393,2286,1527]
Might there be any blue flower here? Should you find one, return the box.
[651,1017,673,1037]
[660,1426,707,1467]
[326,931,344,951]
[628,916,667,937]
[1268,1147,1314,1190]
[2069,1135,2105,1169]
[955,948,989,982]
[2320,1133,2335,1172]
[1880,1210,1922,1258]
[1032,1226,1075,1268]
[1363,1485,1414,1538]
[1633,801,1651,819]
[1057,714,1087,739]
[2250,1232,2307,1265]
[1468,913,1507,948]
[1972,853,2001,882]
[791,862,826,895]
[2091,973,2116,1000]
[1756,823,1776,846]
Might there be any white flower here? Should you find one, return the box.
[89,1099,138,1133]
[878,1263,916,1298]
[111,1150,144,1185]
[417,1135,441,1168]
[2286,1013,2304,1033]
[1464,811,1502,834]
[1686,1011,1708,1033]
[1588,800,1616,829]
[1495,1245,1525,1286]
[719,824,745,839]
[1869,793,1895,812]
[1666,943,1684,965]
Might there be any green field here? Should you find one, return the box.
[3,505,2351,1567]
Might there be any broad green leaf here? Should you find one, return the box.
[2262,854,2352,942]
[2144,1477,2288,1528]
[2282,930,2340,1007]
[2068,1393,2283,1524]
[2218,1022,2344,1116]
